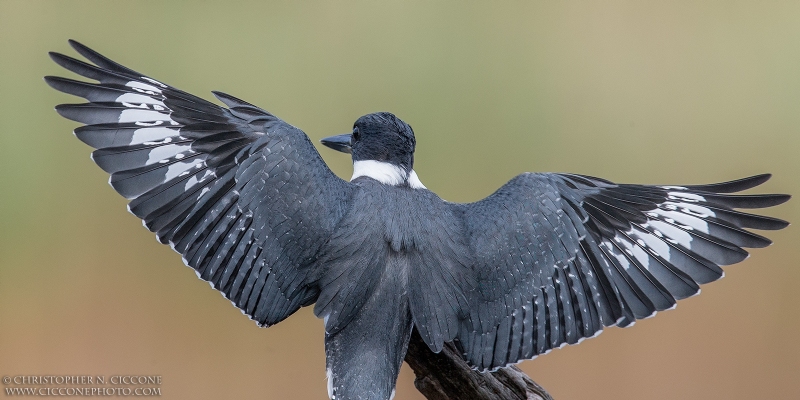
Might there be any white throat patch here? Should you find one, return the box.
[351,160,426,189]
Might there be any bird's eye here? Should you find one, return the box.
[352,127,360,141]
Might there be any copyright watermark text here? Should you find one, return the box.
[2,376,161,397]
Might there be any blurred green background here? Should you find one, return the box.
[1,1,798,399]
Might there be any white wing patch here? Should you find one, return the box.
[125,80,163,94]
[115,92,165,106]
[130,127,180,145]
[145,144,191,165]
[119,109,171,123]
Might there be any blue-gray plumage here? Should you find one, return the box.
[47,40,790,400]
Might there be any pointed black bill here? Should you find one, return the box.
[321,134,353,154]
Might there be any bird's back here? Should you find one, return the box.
[313,179,475,400]
[314,179,473,337]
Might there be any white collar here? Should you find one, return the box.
[351,160,426,189]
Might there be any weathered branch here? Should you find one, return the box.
[404,330,554,400]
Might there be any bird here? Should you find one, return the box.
[46,40,789,400]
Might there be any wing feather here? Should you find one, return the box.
[49,40,353,328]
[454,172,788,370]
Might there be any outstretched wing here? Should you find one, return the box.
[452,172,789,370]
[47,40,353,327]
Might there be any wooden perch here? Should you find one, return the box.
[404,330,554,400]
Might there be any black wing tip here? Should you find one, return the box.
[775,193,791,204]
[50,40,102,66]
[48,51,99,79]
[211,91,264,110]
[54,103,87,123]
[741,173,772,189]
[51,40,96,65]
[769,218,791,230]
[67,39,91,54]
[739,173,773,190]
[43,75,70,91]
[68,39,106,64]
[67,39,109,66]
[53,103,71,119]
[745,173,772,184]
[683,173,774,194]
[43,75,57,86]
[212,91,248,107]
[756,193,792,208]
[48,51,74,67]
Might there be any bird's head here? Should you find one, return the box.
[321,112,424,188]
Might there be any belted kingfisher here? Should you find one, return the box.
[47,41,789,400]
